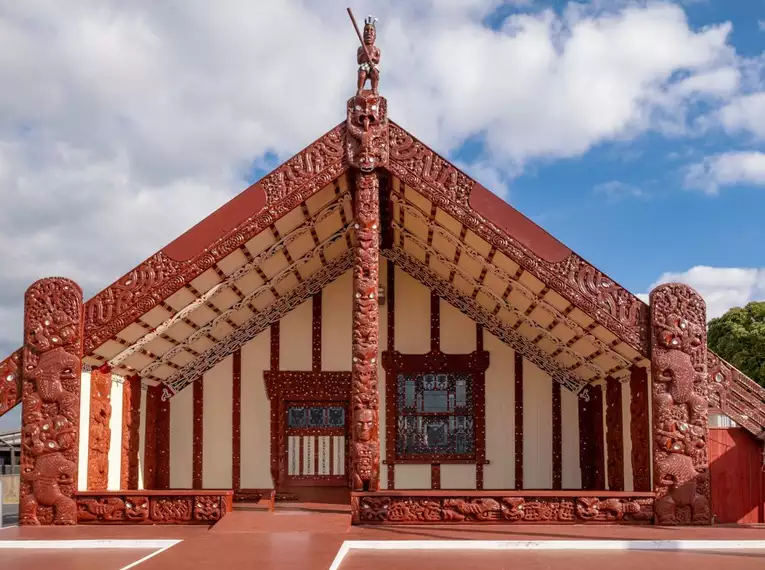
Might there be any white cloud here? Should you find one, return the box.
[593,180,646,199]
[718,92,765,139]
[684,151,765,194]
[641,266,765,320]
[0,0,751,371]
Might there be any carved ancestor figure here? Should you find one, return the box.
[650,283,711,525]
[351,409,379,491]
[356,16,380,95]
[21,277,84,526]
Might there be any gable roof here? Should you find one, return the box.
[0,119,763,437]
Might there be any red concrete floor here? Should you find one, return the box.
[0,549,158,570]
[2,503,765,570]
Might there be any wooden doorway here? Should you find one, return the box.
[709,427,764,524]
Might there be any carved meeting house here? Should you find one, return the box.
[1,16,764,527]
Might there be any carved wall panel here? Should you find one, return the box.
[76,491,233,524]
[87,368,112,490]
[629,366,651,492]
[20,277,84,526]
[121,375,141,489]
[352,492,654,524]
[0,350,21,417]
[605,376,624,491]
[649,284,711,525]
[351,170,381,492]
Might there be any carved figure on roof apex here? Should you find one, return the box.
[356,15,380,95]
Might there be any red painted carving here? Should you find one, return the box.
[20,277,84,526]
[514,352,523,489]
[0,350,21,417]
[232,349,242,491]
[155,395,170,489]
[121,376,141,489]
[605,376,624,491]
[143,385,159,489]
[552,381,562,490]
[650,283,711,525]
[87,368,111,490]
[629,366,651,492]
[578,385,605,490]
[351,170,381,492]
[707,351,765,435]
[355,15,380,95]
[387,122,649,355]
[192,378,203,488]
[352,492,654,524]
[76,491,232,524]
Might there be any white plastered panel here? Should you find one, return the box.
[394,464,430,489]
[169,385,193,488]
[439,299,476,354]
[77,370,91,491]
[322,270,352,371]
[483,333,515,490]
[203,355,233,489]
[441,464,476,489]
[279,298,312,370]
[394,267,430,354]
[107,375,123,491]
[240,329,272,489]
[523,360,553,489]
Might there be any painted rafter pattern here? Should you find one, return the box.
[383,246,591,396]
[159,249,354,397]
[110,193,351,376]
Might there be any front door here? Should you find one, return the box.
[283,401,349,486]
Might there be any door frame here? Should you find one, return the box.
[264,371,352,490]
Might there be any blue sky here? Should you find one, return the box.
[2,0,765,430]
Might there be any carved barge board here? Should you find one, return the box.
[20,277,84,526]
[352,491,655,525]
[77,490,233,524]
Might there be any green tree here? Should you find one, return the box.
[707,301,765,388]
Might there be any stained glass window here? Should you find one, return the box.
[395,373,474,458]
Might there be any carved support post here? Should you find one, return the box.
[649,283,711,525]
[87,367,112,490]
[350,170,381,492]
[20,278,84,525]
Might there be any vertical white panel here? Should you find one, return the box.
[523,360,553,489]
[318,436,331,475]
[483,333,515,489]
[441,464,476,489]
[107,376,123,491]
[378,260,387,490]
[322,271,352,371]
[279,299,312,371]
[394,267,430,353]
[561,386,581,489]
[138,384,147,490]
[394,464,430,489]
[203,355,233,489]
[288,436,300,476]
[240,330,272,489]
[440,300,476,353]
[303,436,315,475]
[622,379,634,492]
[77,370,91,491]
[169,385,194,489]
[332,435,345,476]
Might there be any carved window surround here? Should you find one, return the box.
[382,349,489,465]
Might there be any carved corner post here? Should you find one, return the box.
[346,88,388,493]
[20,278,84,525]
[649,283,711,525]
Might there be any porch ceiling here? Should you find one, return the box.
[388,176,649,391]
[83,174,354,390]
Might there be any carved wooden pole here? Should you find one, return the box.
[350,171,381,492]
[649,283,711,525]
[20,277,84,525]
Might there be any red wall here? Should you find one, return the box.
[709,428,764,524]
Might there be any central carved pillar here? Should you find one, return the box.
[649,283,711,525]
[350,170,381,492]
[20,277,84,525]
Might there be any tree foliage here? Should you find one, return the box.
[707,301,765,388]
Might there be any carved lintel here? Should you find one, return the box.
[20,277,84,526]
[650,283,711,525]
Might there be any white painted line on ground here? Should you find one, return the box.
[0,539,181,549]
[328,539,765,570]
[118,541,181,570]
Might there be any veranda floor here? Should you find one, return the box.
[2,502,764,570]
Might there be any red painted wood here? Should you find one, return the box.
[232,349,242,491]
[192,379,204,488]
[709,428,764,524]
[143,386,159,489]
[514,353,523,490]
[155,393,171,490]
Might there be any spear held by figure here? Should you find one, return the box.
[347,8,380,95]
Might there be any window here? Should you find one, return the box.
[395,372,475,459]
[287,405,345,430]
